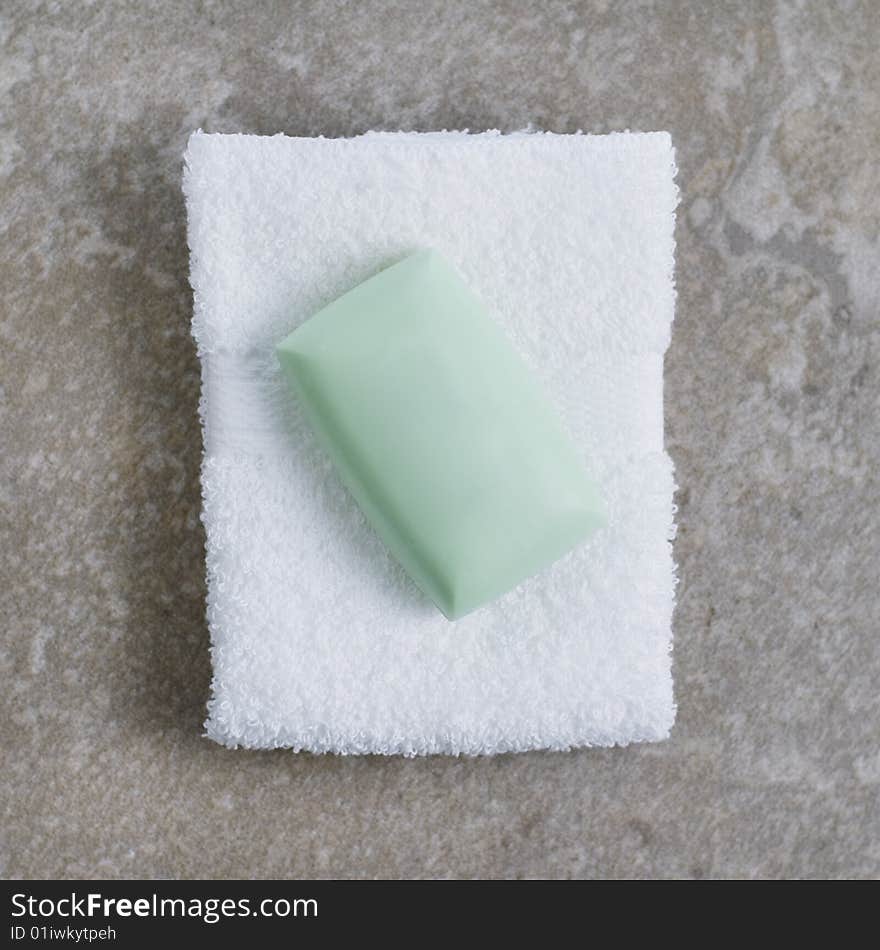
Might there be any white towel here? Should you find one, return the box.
[184,130,678,755]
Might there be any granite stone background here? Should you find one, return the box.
[2,1,878,879]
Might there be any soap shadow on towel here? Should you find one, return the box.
[82,131,214,744]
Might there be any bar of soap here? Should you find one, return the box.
[276,250,604,620]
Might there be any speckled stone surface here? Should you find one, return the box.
[2,1,878,879]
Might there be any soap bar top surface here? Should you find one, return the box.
[276,250,604,619]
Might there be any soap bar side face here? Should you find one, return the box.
[277,250,604,619]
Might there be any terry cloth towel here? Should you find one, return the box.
[184,130,678,755]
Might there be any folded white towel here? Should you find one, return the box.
[184,129,678,755]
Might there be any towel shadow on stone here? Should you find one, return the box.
[81,130,212,744]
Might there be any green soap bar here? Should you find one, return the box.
[276,250,604,620]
